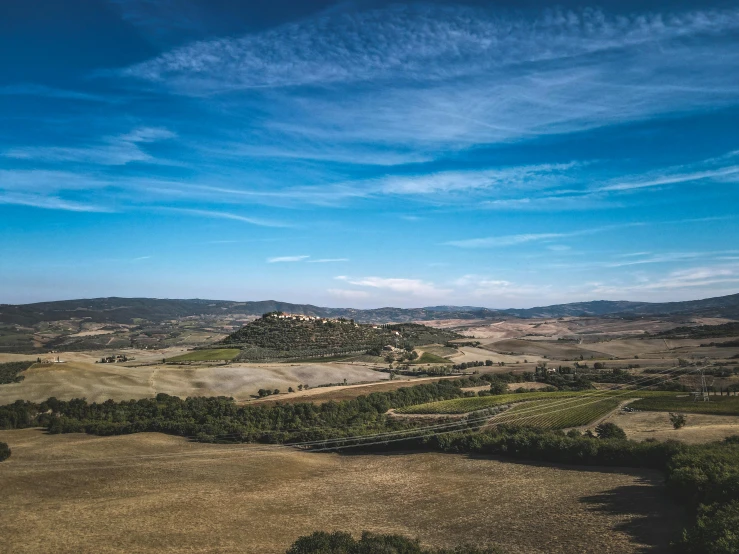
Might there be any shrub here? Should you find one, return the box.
[670,413,688,429]
[595,422,627,440]
[0,441,10,462]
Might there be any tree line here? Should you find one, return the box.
[0,380,476,443]
[0,361,35,384]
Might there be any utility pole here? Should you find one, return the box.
[700,368,710,401]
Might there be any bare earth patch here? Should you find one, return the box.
[0,429,685,554]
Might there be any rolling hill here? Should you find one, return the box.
[1,292,738,328]
[217,314,463,361]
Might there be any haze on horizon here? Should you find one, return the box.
[1,0,738,309]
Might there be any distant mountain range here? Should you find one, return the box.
[2,293,739,325]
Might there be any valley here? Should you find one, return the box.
[2,295,739,554]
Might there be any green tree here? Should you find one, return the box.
[595,422,627,440]
[679,501,739,554]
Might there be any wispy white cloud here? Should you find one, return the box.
[335,275,451,297]
[446,233,566,249]
[5,127,176,166]
[601,165,739,192]
[444,222,650,249]
[604,252,705,268]
[480,192,617,211]
[120,5,739,155]
[125,5,739,91]
[0,84,110,102]
[0,192,113,212]
[0,169,111,193]
[210,142,432,167]
[267,255,309,263]
[377,163,577,195]
[590,265,739,294]
[327,288,370,300]
[158,207,291,228]
[455,274,551,299]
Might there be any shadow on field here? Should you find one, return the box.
[580,478,688,553]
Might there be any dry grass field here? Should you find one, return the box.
[450,346,536,364]
[597,410,739,444]
[432,317,691,342]
[483,339,607,360]
[0,361,387,404]
[0,429,686,554]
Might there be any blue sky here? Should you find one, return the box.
[1,0,739,308]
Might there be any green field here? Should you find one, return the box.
[419,345,459,357]
[629,394,739,415]
[397,391,579,414]
[490,397,622,429]
[397,390,673,415]
[167,349,241,362]
[412,352,451,364]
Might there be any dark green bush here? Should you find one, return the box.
[0,441,10,462]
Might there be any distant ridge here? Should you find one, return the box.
[1,292,738,325]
